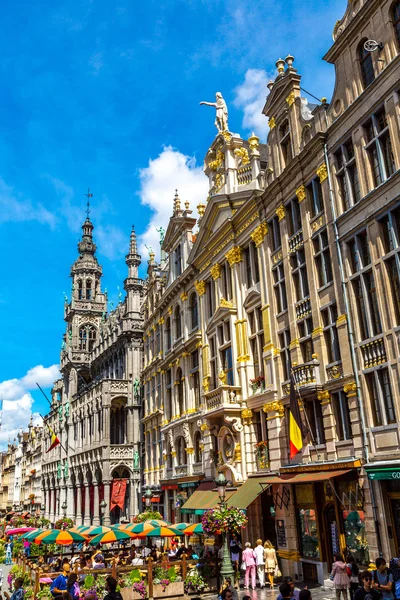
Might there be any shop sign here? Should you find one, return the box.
[367,468,400,480]
[282,459,361,473]
[276,519,287,548]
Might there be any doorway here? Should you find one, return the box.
[324,503,340,567]
[391,499,400,555]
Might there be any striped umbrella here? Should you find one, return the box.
[173,523,190,531]
[6,527,37,536]
[77,526,114,536]
[184,523,204,535]
[144,526,184,538]
[121,523,156,534]
[143,519,169,527]
[22,529,45,541]
[33,529,88,545]
[88,529,137,545]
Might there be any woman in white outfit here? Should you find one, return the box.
[264,540,278,589]
[254,539,266,588]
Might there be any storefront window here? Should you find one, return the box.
[343,510,369,565]
[298,508,320,559]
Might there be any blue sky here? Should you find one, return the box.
[0,0,346,446]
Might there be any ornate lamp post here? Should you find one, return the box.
[61,501,68,519]
[214,472,234,579]
[144,487,153,508]
[99,499,107,526]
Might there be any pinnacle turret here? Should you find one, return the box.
[125,225,141,279]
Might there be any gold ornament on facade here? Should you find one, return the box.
[327,364,343,380]
[171,451,177,458]
[185,447,194,454]
[268,117,276,129]
[197,202,206,217]
[276,204,285,221]
[317,390,331,403]
[222,130,232,141]
[158,316,164,325]
[209,148,224,171]
[344,381,357,397]
[336,314,347,326]
[234,147,250,165]
[296,185,306,202]
[220,297,234,308]
[311,215,324,232]
[214,173,224,192]
[317,163,328,183]
[234,443,242,462]
[167,306,173,315]
[202,376,210,392]
[194,280,206,296]
[219,370,228,385]
[263,401,285,418]
[180,291,188,302]
[225,246,243,267]
[241,408,253,424]
[200,423,209,432]
[250,221,268,247]
[210,263,222,280]
[286,91,296,106]
[248,133,260,152]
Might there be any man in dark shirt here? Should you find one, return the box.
[355,570,381,600]
[103,577,123,600]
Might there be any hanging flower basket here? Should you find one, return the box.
[201,506,247,535]
[133,510,163,523]
[249,375,265,394]
[54,517,74,530]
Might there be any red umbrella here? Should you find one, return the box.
[6,527,36,535]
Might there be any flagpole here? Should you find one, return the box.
[39,413,69,455]
[290,369,322,462]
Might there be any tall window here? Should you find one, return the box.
[207,279,215,319]
[379,207,400,327]
[394,2,400,47]
[248,307,265,379]
[280,120,292,167]
[244,242,260,288]
[306,177,324,217]
[155,325,160,354]
[176,368,184,415]
[191,350,200,410]
[110,403,126,444]
[334,139,361,211]
[286,198,302,237]
[219,322,234,385]
[321,303,340,364]
[174,244,182,277]
[278,328,291,381]
[305,399,325,445]
[364,107,396,187]
[165,370,172,421]
[298,317,313,363]
[210,337,217,390]
[331,391,351,441]
[222,262,233,300]
[78,280,83,300]
[359,40,375,88]
[79,325,96,352]
[194,431,202,463]
[269,216,282,251]
[291,248,309,302]
[176,437,187,466]
[313,229,333,287]
[189,293,198,330]
[165,317,171,351]
[273,262,287,313]
[365,368,396,426]
[86,279,92,300]
[174,306,182,340]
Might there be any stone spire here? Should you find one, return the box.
[125,225,141,280]
[173,189,183,216]
[124,225,143,316]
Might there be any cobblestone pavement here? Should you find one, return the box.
[203,583,336,600]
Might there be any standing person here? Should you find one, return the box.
[50,563,71,598]
[331,553,350,600]
[372,558,394,600]
[5,541,12,565]
[389,557,400,600]
[67,573,81,600]
[355,571,380,600]
[264,540,278,589]
[254,539,265,588]
[7,578,25,600]
[230,534,242,564]
[23,540,30,558]
[242,542,256,590]
[347,556,360,600]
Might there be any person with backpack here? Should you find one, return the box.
[389,557,400,600]
[347,556,360,600]
[354,571,380,600]
[372,558,394,600]
[331,553,350,600]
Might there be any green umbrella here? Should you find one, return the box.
[173,523,190,531]
[78,526,114,536]
[145,526,184,537]
[33,529,88,545]
[22,529,45,541]
[184,523,204,535]
[88,528,136,545]
[122,523,156,534]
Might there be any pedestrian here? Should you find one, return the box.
[23,540,31,558]
[5,541,12,565]
[354,571,380,600]
[276,576,301,600]
[50,563,71,598]
[372,558,394,600]
[347,556,360,600]
[331,553,350,600]
[389,557,400,600]
[254,539,265,588]
[230,534,242,564]
[242,541,256,590]
[264,540,278,589]
[279,582,293,600]
[66,573,81,600]
[103,576,123,600]
[8,578,25,600]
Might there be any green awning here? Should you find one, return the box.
[366,466,400,480]
[227,477,268,509]
[180,489,235,514]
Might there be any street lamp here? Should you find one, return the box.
[100,499,107,526]
[61,501,67,518]
[214,472,234,580]
[144,487,153,508]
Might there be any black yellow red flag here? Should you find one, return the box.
[46,425,60,453]
[289,373,303,459]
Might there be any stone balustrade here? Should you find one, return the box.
[288,229,303,253]
[360,337,387,369]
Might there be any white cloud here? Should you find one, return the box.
[138,146,209,260]
[0,364,60,449]
[233,69,270,139]
[96,224,127,261]
[0,178,56,228]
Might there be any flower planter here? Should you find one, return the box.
[120,582,185,600]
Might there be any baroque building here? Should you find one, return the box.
[142,0,400,585]
[42,216,144,525]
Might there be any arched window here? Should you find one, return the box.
[78,280,83,300]
[86,279,92,300]
[176,436,187,466]
[165,317,171,350]
[174,306,182,340]
[394,2,400,47]
[79,325,97,352]
[359,40,375,88]
[166,441,173,469]
[189,293,198,330]
[176,368,184,415]
[110,399,127,444]
[194,432,202,463]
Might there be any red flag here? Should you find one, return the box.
[46,425,60,453]
[110,479,127,511]
[289,374,304,459]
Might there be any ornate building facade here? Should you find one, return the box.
[142,0,400,585]
[42,217,144,525]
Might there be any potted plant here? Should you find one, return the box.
[249,375,265,394]
[184,571,205,598]
[54,517,74,530]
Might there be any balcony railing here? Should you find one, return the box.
[110,444,134,460]
[295,297,311,320]
[360,337,387,369]
[175,465,188,476]
[288,230,303,253]
[204,386,241,412]
[292,359,321,388]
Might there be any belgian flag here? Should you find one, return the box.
[289,374,304,459]
[46,425,60,453]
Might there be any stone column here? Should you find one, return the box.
[84,484,91,526]
[54,485,60,521]
[67,485,75,521]
[76,485,82,525]
[93,483,100,526]
[103,480,111,526]
[48,488,53,522]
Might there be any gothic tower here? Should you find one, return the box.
[124,226,142,317]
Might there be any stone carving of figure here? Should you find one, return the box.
[58,406,63,421]
[68,329,72,342]
[133,449,140,471]
[133,378,140,398]
[61,339,66,351]
[156,226,165,246]
[63,461,69,479]
[200,92,229,133]
[57,462,62,480]
[64,402,70,418]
